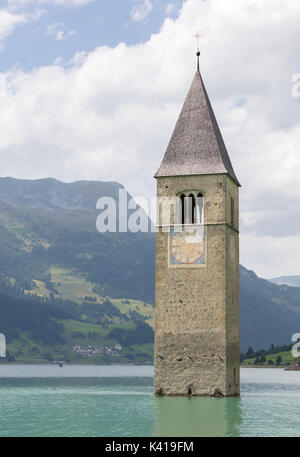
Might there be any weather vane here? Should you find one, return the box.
[194,31,202,71]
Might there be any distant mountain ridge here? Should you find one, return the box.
[0,177,123,211]
[268,276,300,287]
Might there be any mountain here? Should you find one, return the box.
[0,177,155,302]
[0,177,124,210]
[268,276,300,287]
[239,266,300,351]
[0,177,300,361]
[0,177,156,363]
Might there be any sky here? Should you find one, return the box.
[0,0,299,279]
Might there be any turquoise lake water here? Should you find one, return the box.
[0,365,299,437]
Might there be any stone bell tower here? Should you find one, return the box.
[154,52,240,397]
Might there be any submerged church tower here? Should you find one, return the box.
[154,52,240,397]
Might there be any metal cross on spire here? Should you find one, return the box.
[194,31,202,72]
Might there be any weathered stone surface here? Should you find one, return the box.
[154,174,240,396]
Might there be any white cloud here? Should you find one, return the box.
[53,56,63,64]
[130,0,152,22]
[0,8,27,42]
[165,3,176,16]
[46,22,75,40]
[241,232,300,279]
[0,7,43,48]
[1,0,300,277]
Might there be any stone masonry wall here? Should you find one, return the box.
[154,174,240,396]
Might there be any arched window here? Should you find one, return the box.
[180,194,185,225]
[178,192,204,225]
[189,193,195,224]
[195,193,204,224]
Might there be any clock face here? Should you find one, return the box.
[170,228,205,264]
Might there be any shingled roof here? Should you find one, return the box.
[155,69,240,186]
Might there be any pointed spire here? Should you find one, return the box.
[155,62,240,186]
[196,50,200,72]
[195,31,201,72]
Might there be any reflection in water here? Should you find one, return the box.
[154,396,242,437]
